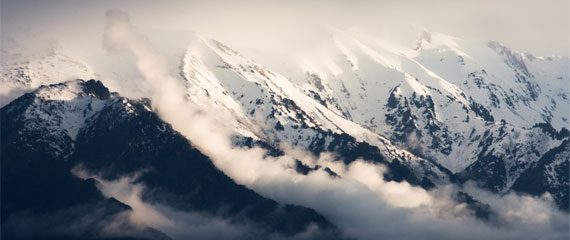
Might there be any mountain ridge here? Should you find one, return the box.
[1,79,343,239]
[178,32,569,210]
[1,29,568,213]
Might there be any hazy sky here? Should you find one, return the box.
[1,0,569,58]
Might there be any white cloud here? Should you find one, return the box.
[99,9,569,240]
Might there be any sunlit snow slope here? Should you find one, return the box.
[179,31,569,209]
[2,29,567,210]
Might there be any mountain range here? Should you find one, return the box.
[1,29,568,239]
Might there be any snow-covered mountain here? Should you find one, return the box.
[1,28,568,213]
[0,39,96,107]
[177,31,569,209]
[286,30,569,203]
[1,79,341,239]
[284,29,568,167]
[180,38,453,187]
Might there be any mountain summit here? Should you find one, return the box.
[1,28,568,239]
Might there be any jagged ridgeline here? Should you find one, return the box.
[1,80,343,239]
[180,35,568,210]
[1,28,568,239]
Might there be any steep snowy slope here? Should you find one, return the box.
[179,33,568,209]
[412,32,568,130]
[180,38,453,186]
[286,30,568,165]
[285,30,569,209]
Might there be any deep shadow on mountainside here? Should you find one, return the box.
[1,79,345,240]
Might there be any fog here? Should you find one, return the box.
[72,167,261,240]
[96,9,569,240]
[3,0,567,104]
[2,0,568,58]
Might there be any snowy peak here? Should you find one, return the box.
[177,34,568,210]
[488,40,536,66]
[181,37,456,186]
[1,41,96,106]
[413,30,467,56]
[1,79,150,159]
[182,37,341,134]
[34,79,109,102]
[23,80,109,141]
[413,33,569,130]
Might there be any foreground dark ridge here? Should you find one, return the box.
[1,79,343,240]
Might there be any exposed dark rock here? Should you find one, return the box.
[453,192,498,222]
[511,140,569,211]
[1,80,344,239]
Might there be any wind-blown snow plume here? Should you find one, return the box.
[102,9,569,240]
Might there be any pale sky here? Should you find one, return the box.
[1,0,569,57]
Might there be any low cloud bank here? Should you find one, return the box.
[72,167,259,240]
